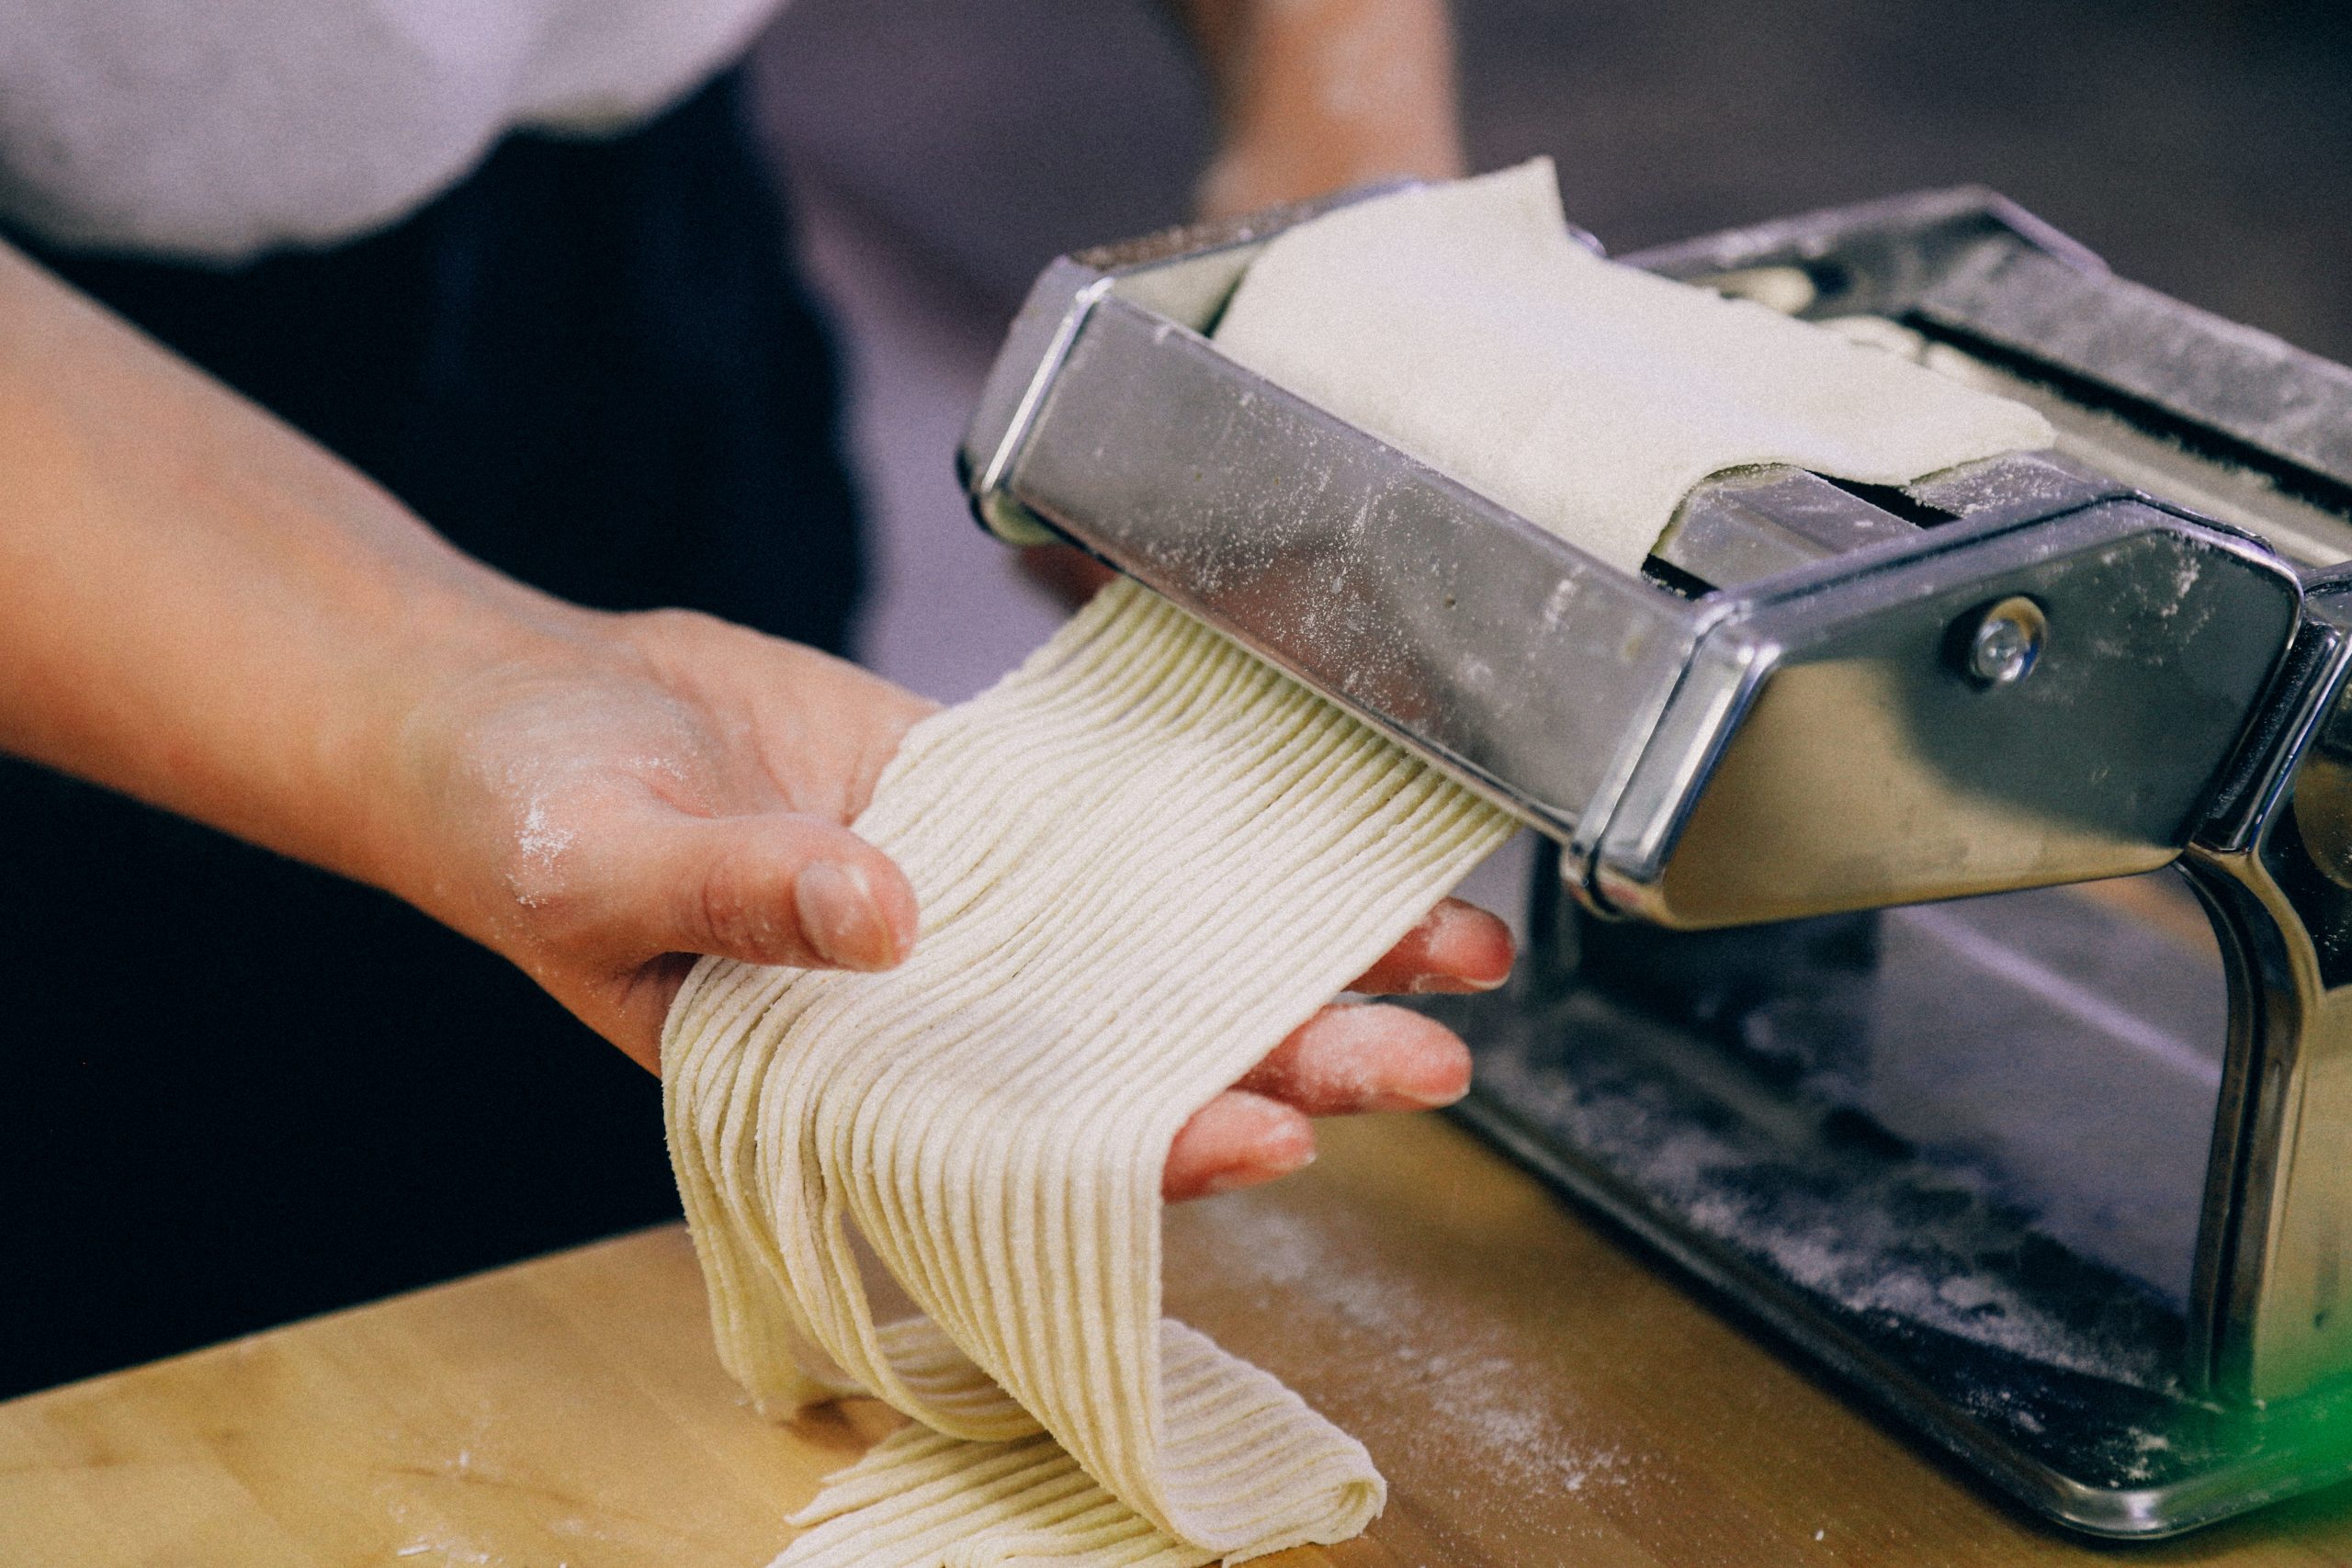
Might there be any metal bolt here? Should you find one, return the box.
[1961,595,2046,686]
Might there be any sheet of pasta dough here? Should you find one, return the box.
[663,161,2052,1568]
[1214,159,2052,573]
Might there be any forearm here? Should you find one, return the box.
[0,239,582,897]
[1178,0,1464,217]
[0,238,1512,1190]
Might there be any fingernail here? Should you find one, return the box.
[1409,970,1511,995]
[1408,904,1514,993]
[1200,1144,1316,1196]
[1372,1080,1468,1111]
[796,861,892,970]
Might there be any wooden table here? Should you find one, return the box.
[8,1113,2352,1567]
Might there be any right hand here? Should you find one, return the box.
[371,604,934,1074]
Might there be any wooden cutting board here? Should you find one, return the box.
[6,1111,2350,1567]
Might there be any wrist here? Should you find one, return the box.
[1197,123,1464,220]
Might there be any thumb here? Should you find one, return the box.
[602,810,919,972]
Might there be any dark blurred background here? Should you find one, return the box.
[753,0,2352,700]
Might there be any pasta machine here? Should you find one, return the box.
[958,173,2352,1537]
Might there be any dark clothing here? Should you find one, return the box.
[26,71,863,643]
[0,71,863,1398]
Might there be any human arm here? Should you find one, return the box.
[1178,0,1465,220]
[0,235,926,1053]
[0,237,1508,1199]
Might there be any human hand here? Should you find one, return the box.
[1163,897,1513,1199]
[2,231,1510,1206]
[377,606,935,1075]
[382,607,1510,1199]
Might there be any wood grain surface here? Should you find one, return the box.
[7,1112,2352,1567]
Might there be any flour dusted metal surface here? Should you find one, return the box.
[1213,161,2052,577]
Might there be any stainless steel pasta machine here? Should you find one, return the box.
[957,173,2352,1538]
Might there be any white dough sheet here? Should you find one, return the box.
[1214,158,2054,574]
[662,162,2054,1568]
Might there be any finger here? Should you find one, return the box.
[1163,1089,1315,1201]
[612,810,919,972]
[1233,1001,1473,1115]
[1348,897,1514,995]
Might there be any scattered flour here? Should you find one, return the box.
[1203,1196,1645,1524]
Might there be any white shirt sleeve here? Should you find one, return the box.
[0,0,784,263]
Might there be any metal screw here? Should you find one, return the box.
[1961,595,2047,686]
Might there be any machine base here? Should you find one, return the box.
[1432,979,2352,1538]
